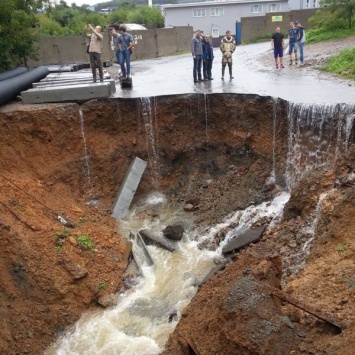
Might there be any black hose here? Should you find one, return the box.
[0,66,50,106]
[0,66,28,81]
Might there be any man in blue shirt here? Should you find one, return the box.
[295,20,306,66]
[288,22,298,65]
[117,25,134,78]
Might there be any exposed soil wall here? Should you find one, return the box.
[0,94,354,354]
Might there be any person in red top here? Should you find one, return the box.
[271,27,285,69]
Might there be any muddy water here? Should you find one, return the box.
[45,190,290,355]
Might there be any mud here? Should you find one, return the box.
[0,37,354,355]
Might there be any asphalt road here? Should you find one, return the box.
[113,41,354,104]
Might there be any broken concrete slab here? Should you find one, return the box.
[139,229,178,252]
[33,79,116,94]
[111,157,147,219]
[41,72,110,81]
[222,226,266,254]
[34,76,110,86]
[197,261,227,286]
[21,82,113,104]
[47,65,75,72]
[130,232,154,268]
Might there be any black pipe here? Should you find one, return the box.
[0,66,50,106]
[0,66,28,81]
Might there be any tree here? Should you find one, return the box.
[317,0,355,29]
[0,0,44,71]
[127,5,164,27]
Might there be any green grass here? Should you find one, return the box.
[306,27,355,44]
[322,48,355,79]
[338,244,346,252]
[243,33,271,44]
[77,235,95,250]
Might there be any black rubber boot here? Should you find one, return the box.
[229,66,234,79]
[221,66,225,79]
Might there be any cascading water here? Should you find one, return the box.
[46,190,290,355]
[285,102,355,191]
[46,98,354,355]
[140,97,159,188]
[266,97,278,186]
[79,108,95,204]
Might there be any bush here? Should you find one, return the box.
[306,27,355,44]
[323,48,355,79]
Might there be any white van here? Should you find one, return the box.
[123,24,147,31]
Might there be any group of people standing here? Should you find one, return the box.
[191,29,237,83]
[84,23,134,82]
[271,21,306,69]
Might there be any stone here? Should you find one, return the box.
[67,236,77,246]
[120,239,133,264]
[222,226,266,254]
[163,223,184,241]
[139,229,178,252]
[97,293,117,308]
[184,203,194,212]
[63,260,88,280]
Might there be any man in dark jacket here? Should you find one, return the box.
[202,34,214,80]
[191,29,204,82]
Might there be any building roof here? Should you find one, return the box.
[163,0,285,9]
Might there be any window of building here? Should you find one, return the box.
[250,4,263,13]
[267,3,281,12]
[306,0,317,7]
[193,8,206,17]
[210,7,224,16]
[212,28,219,38]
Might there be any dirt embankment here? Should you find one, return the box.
[0,95,287,353]
[0,91,354,354]
[164,156,355,354]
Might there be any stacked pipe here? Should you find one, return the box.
[0,66,50,106]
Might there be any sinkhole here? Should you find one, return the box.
[0,93,354,355]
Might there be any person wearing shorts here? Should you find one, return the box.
[288,22,298,65]
[271,27,285,69]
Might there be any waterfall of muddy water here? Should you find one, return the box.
[281,190,333,281]
[266,97,278,186]
[79,108,95,204]
[301,191,329,254]
[140,97,159,188]
[285,102,355,191]
[46,192,290,355]
[335,103,355,159]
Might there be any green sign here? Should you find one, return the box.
[272,16,283,22]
